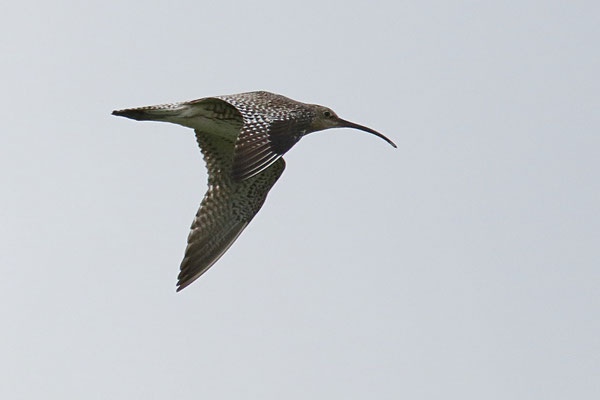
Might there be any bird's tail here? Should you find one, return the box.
[112,103,188,122]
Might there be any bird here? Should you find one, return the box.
[112,91,396,291]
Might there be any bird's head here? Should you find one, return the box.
[308,105,397,148]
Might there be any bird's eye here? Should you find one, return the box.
[323,111,332,118]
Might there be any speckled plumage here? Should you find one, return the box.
[216,92,315,180]
[177,130,285,291]
[112,91,396,291]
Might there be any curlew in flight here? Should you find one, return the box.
[113,91,396,291]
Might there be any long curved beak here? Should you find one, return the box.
[337,118,397,148]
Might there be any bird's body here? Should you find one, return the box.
[113,91,396,291]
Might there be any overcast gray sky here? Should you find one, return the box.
[1,1,598,399]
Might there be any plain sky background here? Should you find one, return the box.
[1,1,598,399]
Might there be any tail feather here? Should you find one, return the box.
[112,103,187,122]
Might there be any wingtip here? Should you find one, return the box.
[175,280,187,292]
[176,279,192,292]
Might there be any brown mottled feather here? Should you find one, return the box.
[215,92,314,181]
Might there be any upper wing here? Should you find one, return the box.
[213,91,312,182]
[231,117,309,181]
[176,129,286,291]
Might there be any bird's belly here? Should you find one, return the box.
[167,115,242,140]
